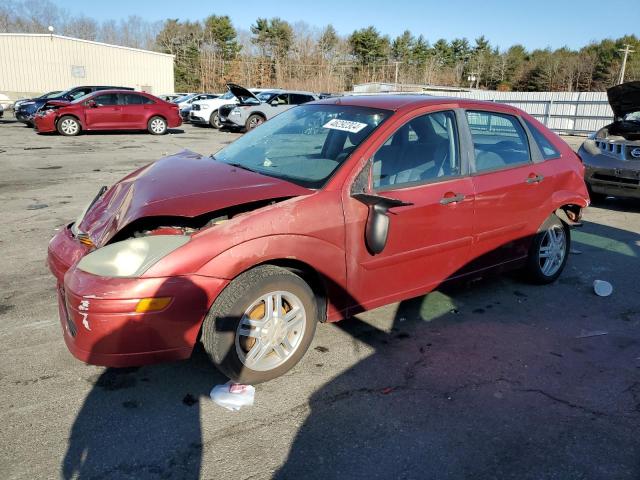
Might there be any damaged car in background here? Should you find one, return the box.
[579,81,640,201]
[48,95,588,384]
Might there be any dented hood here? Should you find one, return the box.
[77,150,312,247]
[607,81,640,119]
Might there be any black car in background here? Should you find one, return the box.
[15,85,134,126]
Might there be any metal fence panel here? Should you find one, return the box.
[419,89,613,135]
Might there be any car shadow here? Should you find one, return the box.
[72,129,186,136]
[589,196,640,212]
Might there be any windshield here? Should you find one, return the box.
[257,92,277,102]
[41,91,62,99]
[174,94,195,103]
[220,91,235,100]
[624,111,640,122]
[213,104,391,188]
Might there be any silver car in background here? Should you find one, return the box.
[218,84,318,131]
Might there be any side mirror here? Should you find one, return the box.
[86,100,97,108]
[352,193,412,254]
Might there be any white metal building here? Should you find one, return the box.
[0,33,174,99]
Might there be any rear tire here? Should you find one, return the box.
[201,265,317,384]
[525,214,570,284]
[209,110,221,128]
[57,116,81,136]
[147,116,167,135]
[245,114,265,131]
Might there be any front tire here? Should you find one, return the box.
[201,265,317,384]
[525,214,570,284]
[245,114,265,131]
[147,116,167,135]
[57,116,81,136]
[209,110,221,128]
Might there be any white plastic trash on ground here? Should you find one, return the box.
[210,381,255,411]
[593,280,613,297]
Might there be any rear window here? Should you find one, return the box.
[466,111,531,172]
[524,119,561,159]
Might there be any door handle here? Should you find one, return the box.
[526,174,544,184]
[440,193,465,205]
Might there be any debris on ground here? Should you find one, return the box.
[593,280,613,297]
[210,382,255,411]
[577,329,609,338]
[314,346,329,353]
[570,248,582,255]
[381,387,395,395]
[26,204,48,210]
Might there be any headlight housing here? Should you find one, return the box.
[231,107,241,115]
[200,104,210,109]
[76,236,190,277]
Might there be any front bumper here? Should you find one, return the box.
[48,227,228,367]
[218,112,244,128]
[34,113,57,133]
[15,110,34,124]
[579,145,640,199]
[189,111,209,124]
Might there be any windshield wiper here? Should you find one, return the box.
[212,156,256,173]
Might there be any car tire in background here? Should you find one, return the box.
[245,114,265,132]
[201,265,318,384]
[209,110,221,129]
[56,116,81,136]
[147,116,167,135]
[525,214,570,284]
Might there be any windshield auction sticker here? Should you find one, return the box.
[323,118,368,133]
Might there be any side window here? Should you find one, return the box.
[290,94,314,105]
[524,119,561,159]
[466,111,531,172]
[93,94,118,106]
[372,110,460,189]
[273,94,289,105]
[123,94,154,105]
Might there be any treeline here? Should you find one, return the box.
[2,1,639,93]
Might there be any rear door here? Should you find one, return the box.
[121,93,155,128]
[465,109,556,269]
[83,93,123,129]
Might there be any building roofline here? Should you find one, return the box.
[0,33,174,58]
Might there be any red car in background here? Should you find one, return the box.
[34,90,181,136]
[47,95,589,384]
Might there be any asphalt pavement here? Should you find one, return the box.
[0,118,638,479]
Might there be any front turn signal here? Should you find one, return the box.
[135,297,172,313]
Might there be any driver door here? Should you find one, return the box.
[84,93,124,129]
[342,109,475,312]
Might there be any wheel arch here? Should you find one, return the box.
[56,113,83,129]
[196,235,349,322]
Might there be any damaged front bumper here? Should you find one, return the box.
[48,226,229,367]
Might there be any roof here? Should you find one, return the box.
[0,33,174,58]
[314,94,523,114]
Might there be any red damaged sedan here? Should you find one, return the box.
[47,95,588,383]
[34,90,181,136]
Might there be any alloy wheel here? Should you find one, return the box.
[538,225,566,277]
[150,118,166,134]
[235,291,306,372]
[60,119,78,135]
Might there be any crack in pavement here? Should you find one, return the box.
[518,388,609,417]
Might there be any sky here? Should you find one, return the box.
[52,0,640,51]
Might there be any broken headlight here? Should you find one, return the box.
[76,236,189,277]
